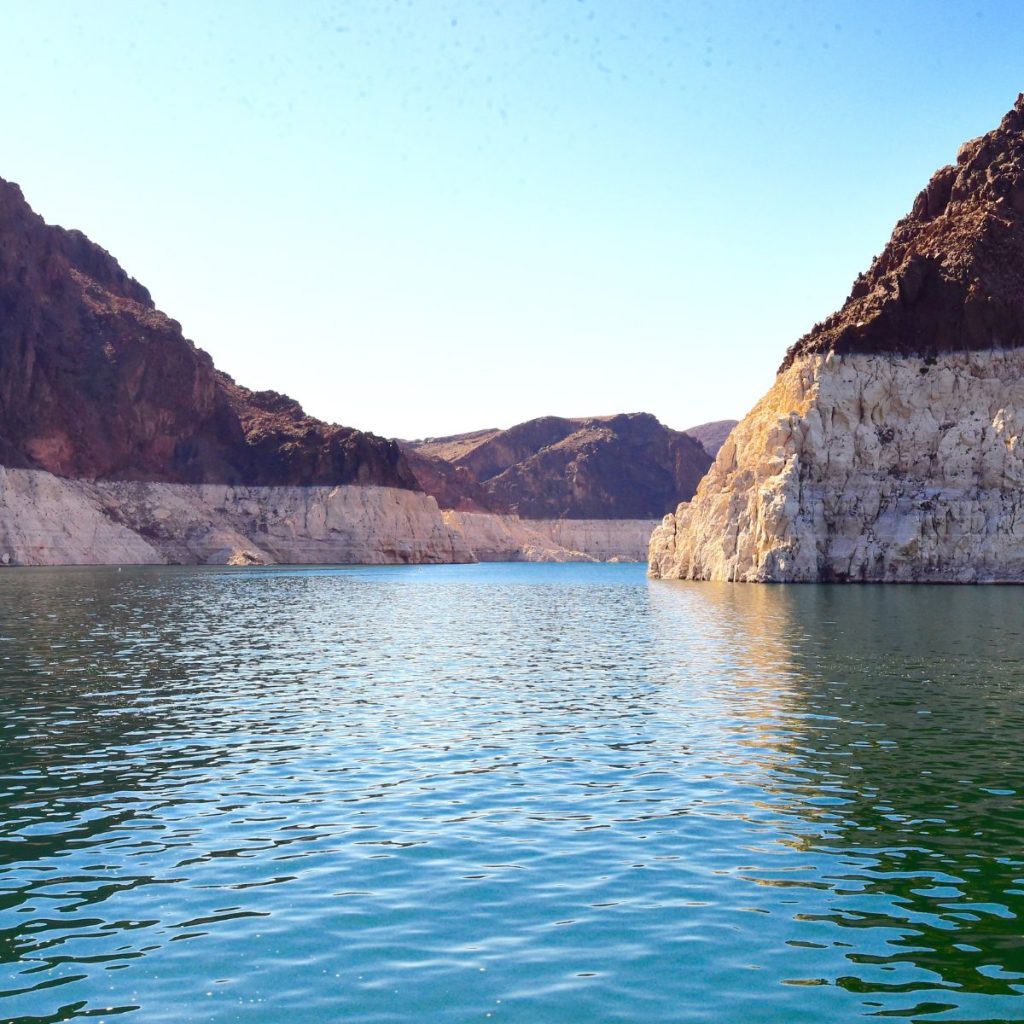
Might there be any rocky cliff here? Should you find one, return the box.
[405,412,712,520]
[0,177,413,488]
[0,467,471,566]
[651,94,1024,583]
[0,175,687,566]
[442,511,657,563]
[0,466,657,566]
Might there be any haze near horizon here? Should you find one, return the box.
[2,1,1022,439]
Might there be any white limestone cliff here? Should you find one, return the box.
[444,511,657,563]
[649,350,1024,583]
[0,470,475,566]
[0,467,654,566]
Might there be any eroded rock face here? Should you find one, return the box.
[444,511,657,563]
[0,468,649,567]
[0,469,471,566]
[651,94,1024,584]
[0,178,414,488]
[650,349,1024,582]
[405,413,711,519]
[400,445,499,513]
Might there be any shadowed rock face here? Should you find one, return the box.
[0,178,415,488]
[683,419,738,458]
[783,93,1024,370]
[405,413,712,519]
[400,445,499,514]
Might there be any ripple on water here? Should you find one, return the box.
[0,564,1023,1022]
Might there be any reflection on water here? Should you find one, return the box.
[0,564,1022,1022]
[653,582,1024,1020]
[768,588,1024,1016]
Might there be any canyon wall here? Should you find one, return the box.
[404,413,711,519]
[0,176,667,568]
[445,511,657,563]
[0,468,652,566]
[0,178,415,490]
[649,350,1024,582]
[651,94,1024,583]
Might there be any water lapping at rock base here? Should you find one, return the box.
[3,567,1024,1022]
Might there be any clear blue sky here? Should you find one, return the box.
[3,1,1022,439]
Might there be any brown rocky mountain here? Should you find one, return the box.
[783,93,1024,370]
[400,444,498,513]
[650,92,1024,583]
[404,413,712,519]
[0,177,414,487]
[0,174,709,528]
[683,419,738,458]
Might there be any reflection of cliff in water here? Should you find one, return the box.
[645,579,806,770]
[782,586,1024,1004]
[651,581,1024,1008]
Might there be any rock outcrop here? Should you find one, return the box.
[443,511,657,563]
[405,413,712,519]
[0,175,697,566]
[651,94,1024,583]
[0,466,655,566]
[0,467,470,566]
[0,177,414,488]
[400,444,498,513]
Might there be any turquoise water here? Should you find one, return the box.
[1,562,1023,1023]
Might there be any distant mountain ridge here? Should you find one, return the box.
[683,419,738,457]
[402,412,713,519]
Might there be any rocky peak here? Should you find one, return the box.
[0,180,153,308]
[0,175,416,489]
[783,92,1024,369]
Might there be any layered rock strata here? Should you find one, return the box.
[0,468,470,566]
[444,511,657,563]
[0,467,652,566]
[650,350,1024,582]
[651,94,1024,583]
[1,176,658,565]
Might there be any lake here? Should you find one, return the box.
[1,562,1023,1023]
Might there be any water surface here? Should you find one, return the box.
[1,563,1023,1022]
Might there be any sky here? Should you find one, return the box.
[2,2,1024,440]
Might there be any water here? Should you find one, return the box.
[1,563,1023,1023]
